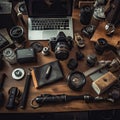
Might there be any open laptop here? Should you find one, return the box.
[25,0,74,40]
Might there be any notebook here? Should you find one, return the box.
[25,0,74,40]
[31,60,64,88]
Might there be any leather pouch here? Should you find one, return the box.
[31,60,64,88]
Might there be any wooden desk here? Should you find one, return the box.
[91,21,120,47]
[0,8,120,113]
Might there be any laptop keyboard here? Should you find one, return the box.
[31,18,70,30]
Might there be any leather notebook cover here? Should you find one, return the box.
[31,60,64,88]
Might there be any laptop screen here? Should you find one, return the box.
[25,0,73,17]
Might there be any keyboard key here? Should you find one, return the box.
[31,18,69,30]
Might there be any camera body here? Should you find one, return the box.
[49,32,73,61]
[16,48,37,63]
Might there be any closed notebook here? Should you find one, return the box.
[31,60,64,88]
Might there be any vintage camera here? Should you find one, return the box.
[49,32,73,61]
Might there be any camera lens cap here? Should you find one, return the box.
[67,58,78,70]
[30,42,43,53]
[10,26,23,38]
[12,68,25,81]
[87,54,97,67]
[67,71,86,91]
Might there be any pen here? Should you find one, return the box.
[45,65,52,79]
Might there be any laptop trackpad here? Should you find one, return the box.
[43,31,58,39]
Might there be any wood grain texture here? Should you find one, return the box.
[0,7,120,113]
[91,21,120,47]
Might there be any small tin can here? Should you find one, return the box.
[3,48,17,64]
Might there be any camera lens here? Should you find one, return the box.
[67,71,86,91]
[94,38,108,55]
[10,26,24,44]
[18,1,27,14]
[80,5,93,25]
[55,42,69,61]
[98,38,108,46]
[3,48,17,64]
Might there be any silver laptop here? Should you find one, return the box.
[25,0,74,40]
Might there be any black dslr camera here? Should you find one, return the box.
[49,32,73,61]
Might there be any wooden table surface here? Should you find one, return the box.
[0,7,120,113]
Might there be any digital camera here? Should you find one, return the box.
[49,32,73,61]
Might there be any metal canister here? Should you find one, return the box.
[3,48,17,64]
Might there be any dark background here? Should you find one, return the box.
[0,110,120,120]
